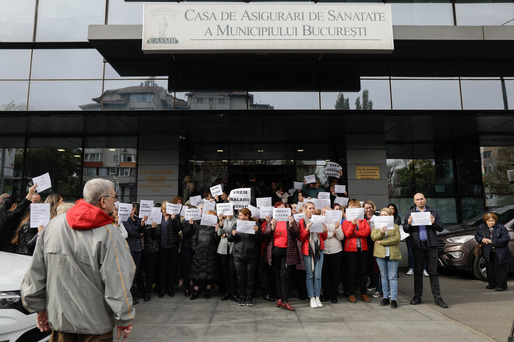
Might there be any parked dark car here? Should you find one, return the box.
[437,205,514,281]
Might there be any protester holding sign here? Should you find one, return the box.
[141,208,161,302]
[263,203,300,311]
[371,207,401,308]
[123,203,145,305]
[190,210,219,300]
[299,201,328,309]
[321,207,345,304]
[178,214,198,297]
[157,201,182,298]
[217,212,238,301]
[228,208,262,307]
[342,199,371,303]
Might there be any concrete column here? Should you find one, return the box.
[346,134,389,209]
[137,133,179,203]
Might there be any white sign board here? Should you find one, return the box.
[200,213,218,226]
[229,188,251,209]
[346,208,364,221]
[216,203,233,216]
[189,195,202,207]
[247,204,260,220]
[325,162,342,178]
[411,212,432,226]
[273,208,291,222]
[147,207,162,225]
[256,197,272,208]
[318,192,330,200]
[324,210,343,224]
[334,185,346,194]
[32,172,52,193]
[166,203,182,215]
[310,215,325,233]
[259,206,273,218]
[143,3,394,53]
[118,203,132,223]
[373,216,394,230]
[30,203,50,228]
[294,213,305,223]
[210,184,223,197]
[185,208,202,221]
[203,200,216,213]
[334,197,349,207]
[236,220,256,235]
[139,200,154,218]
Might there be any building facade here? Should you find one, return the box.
[1,0,514,223]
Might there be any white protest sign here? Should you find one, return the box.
[166,203,182,215]
[189,195,202,207]
[203,200,216,213]
[236,220,256,235]
[334,197,349,207]
[118,203,132,222]
[180,205,187,217]
[32,172,52,193]
[324,162,342,178]
[200,213,218,226]
[400,225,410,241]
[273,208,291,221]
[259,206,273,218]
[294,213,305,223]
[147,207,162,225]
[293,181,303,190]
[316,199,331,209]
[247,204,260,220]
[373,216,394,230]
[288,188,296,196]
[310,215,325,233]
[229,188,251,209]
[324,210,343,224]
[411,212,432,226]
[346,208,365,221]
[30,203,50,228]
[256,197,272,208]
[216,203,233,216]
[304,174,316,184]
[334,185,346,194]
[210,184,223,197]
[185,208,202,221]
[139,200,154,218]
[318,192,330,200]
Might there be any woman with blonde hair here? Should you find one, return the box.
[371,207,401,308]
[45,193,63,219]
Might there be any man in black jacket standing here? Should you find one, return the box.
[403,192,448,308]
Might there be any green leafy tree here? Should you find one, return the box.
[1,101,27,111]
[395,159,436,197]
[483,147,514,194]
[335,90,373,110]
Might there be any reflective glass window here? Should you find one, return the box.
[0,1,35,42]
[321,78,391,110]
[456,3,514,26]
[0,51,31,79]
[461,78,504,110]
[31,49,103,79]
[391,3,453,26]
[101,79,184,110]
[0,137,26,198]
[391,78,461,110]
[26,137,83,200]
[505,80,514,110]
[36,0,105,42]
[252,92,319,110]
[105,63,148,80]
[0,82,29,111]
[84,137,138,203]
[481,146,514,208]
[108,0,143,25]
[29,81,103,110]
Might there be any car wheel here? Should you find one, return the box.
[473,255,487,281]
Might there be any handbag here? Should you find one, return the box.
[473,226,486,258]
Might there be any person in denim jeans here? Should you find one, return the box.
[299,202,328,309]
[371,207,401,308]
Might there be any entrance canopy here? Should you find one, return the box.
[88,25,514,91]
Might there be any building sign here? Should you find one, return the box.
[143,3,393,53]
[356,166,380,180]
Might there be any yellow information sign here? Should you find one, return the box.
[356,166,380,180]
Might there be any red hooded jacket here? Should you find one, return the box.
[66,199,114,230]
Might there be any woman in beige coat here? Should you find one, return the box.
[371,207,401,308]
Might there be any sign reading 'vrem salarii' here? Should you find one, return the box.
[142,3,393,53]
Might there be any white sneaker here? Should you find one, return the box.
[310,297,318,308]
[423,269,429,277]
[406,268,414,276]
[315,297,323,308]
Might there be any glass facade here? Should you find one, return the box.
[1,0,513,224]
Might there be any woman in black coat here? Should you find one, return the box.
[190,210,219,299]
[475,212,510,291]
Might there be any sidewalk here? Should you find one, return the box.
[128,292,493,342]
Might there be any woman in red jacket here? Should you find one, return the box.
[264,202,300,311]
[342,199,371,303]
[299,201,328,309]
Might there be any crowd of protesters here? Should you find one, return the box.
[4,173,508,314]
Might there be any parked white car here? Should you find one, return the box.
[0,251,50,342]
